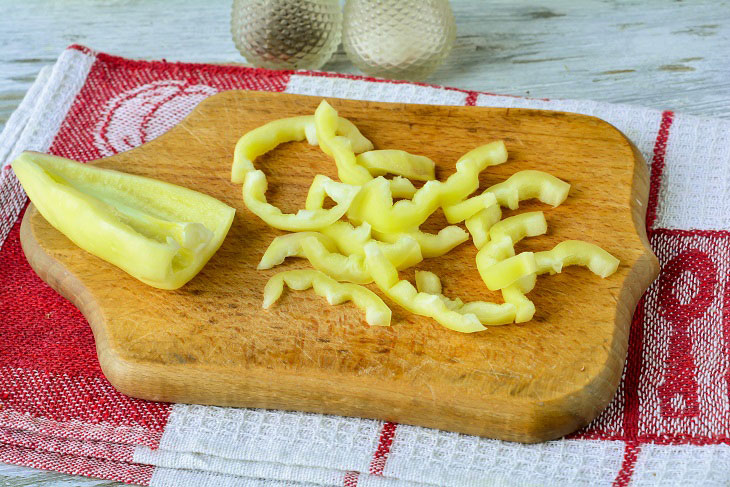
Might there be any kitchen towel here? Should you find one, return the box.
[0,45,729,487]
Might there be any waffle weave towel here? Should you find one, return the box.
[1,45,729,487]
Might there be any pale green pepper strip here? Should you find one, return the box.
[486,170,570,210]
[356,150,436,181]
[263,269,391,327]
[501,285,536,323]
[347,141,508,233]
[300,235,423,284]
[243,170,359,231]
[476,211,547,270]
[231,115,373,183]
[315,100,374,185]
[442,192,497,224]
[465,202,501,249]
[464,170,568,248]
[364,243,486,333]
[321,221,372,255]
[373,225,469,259]
[257,232,338,270]
[535,240,620,278]
[12,152,235,290]
[415,271,516,325]
[479,252,537,291]
[305,176,414,210]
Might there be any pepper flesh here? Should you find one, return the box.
[243,170,359,231]
[364,243,486,333]
[315,100,374,185]
[356,150,436,181]
[300,235,422,284]
[347,141,508,233]
[476,211,547,272]
[372,225,469,258]
[231,115,373,183]
[535,240,620,277]
[414,271,516,325]
[465,203,501,249]
[263,269,391,327]
[13,152,235,290]
[257,232,337,270]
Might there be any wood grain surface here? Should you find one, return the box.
[20,90,658,443]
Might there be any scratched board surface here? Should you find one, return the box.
[21,90,658,443]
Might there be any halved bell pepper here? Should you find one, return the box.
[231,114,373,184]
[356,150,436,181]
[263,269,391,327]
[13,152,235,290]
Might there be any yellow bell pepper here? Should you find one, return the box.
[300,235,422,284]
[356,150,436,181]
[535,240,620,277]
[263,269,391,327]
[315,100,374,185]
[12,152,235,290]
[464,171,568,248]
[442,192,498,224]
[501,284,536,323]
[257,232,338,270]
[464,203,501,249]
[372,225,469,258]
[364,243,487,333]
[231,114,373,183]
[479,252,537,291]
[243,170,360,231]
[476,211,547,270]
[415,271,516,325]
[347,141,508,234]
[486,170,571,210]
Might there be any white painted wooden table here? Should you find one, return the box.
[0,0,728,485]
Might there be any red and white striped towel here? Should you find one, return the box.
[1,45,729,487]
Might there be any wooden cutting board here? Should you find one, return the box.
[20,90,659,443]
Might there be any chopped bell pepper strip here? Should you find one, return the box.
[315,100,374,185]
[299,235,422,284]
[478,252,537,291]
[501,285,536,323]
[257,232,337,270]
[231,115,373,183]
[364,243,486,333]
[415,270,442,294]
[442,192,497,224]
[263,269,391,327]
[243,170,359,231]
[476,211,547,269]
[372,225,469,259]
[356,150,436,181]
[486,170,571,210]
[347,141,508,233]
[388,176,418,199]
[535,240,620,277]
[465,202,501,249]
[13,152,235,290]
[415,271,516,325]
[320,221,372,255]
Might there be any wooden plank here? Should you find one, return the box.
[20,90,658,443]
